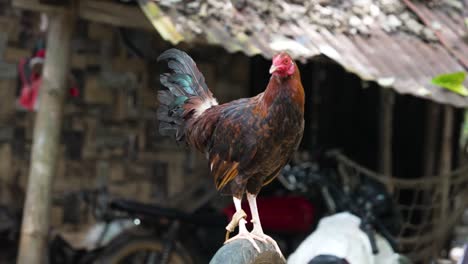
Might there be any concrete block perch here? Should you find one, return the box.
[210,239,286,264]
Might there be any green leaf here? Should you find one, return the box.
[431,71,468,96]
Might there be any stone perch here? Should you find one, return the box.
[210,239,286,264]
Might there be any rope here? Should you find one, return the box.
[329,151,468,262]
[225,209,247,241]
[330,151,468,186]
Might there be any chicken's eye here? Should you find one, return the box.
[283,59,289,64]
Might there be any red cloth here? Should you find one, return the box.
[35,49,45,59]
[17,53,80,111]
[18,79,41,111]
[18,58,41,111]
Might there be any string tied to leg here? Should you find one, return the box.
[225,209,247,241]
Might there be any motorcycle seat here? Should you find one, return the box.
[110,199,191,221]
[109,199,226,226]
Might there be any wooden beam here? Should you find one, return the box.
[16,11,74,264]
[12,0,65,13]
[378,88,395,193]
[423,101,440,244]
[14,0,152,30]
[4,46,102,69]
[422,102,440,177]
[439,105,454,219]
[137,0,184,44]
[79,0,152,30]
[434,105,454,254]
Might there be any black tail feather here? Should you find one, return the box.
[156,49,217,142]
[157,49,213,100]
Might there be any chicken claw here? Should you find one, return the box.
[224,230,261,252]
[251,229,283,258]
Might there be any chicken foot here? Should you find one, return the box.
[247,192,284,258]
[224,197,261,252]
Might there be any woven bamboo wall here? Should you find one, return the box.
[0,7,250,227]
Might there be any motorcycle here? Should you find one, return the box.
[279,160,412,264]
[49,155,325,263]
[48,187,141,264]
[94,178,319,263]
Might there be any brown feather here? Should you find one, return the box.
[158,49,305,199]
[186,62,304,198]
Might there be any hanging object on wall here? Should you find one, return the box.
[17,49,44,111]
[17,49,80,112]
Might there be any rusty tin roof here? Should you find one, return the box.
[140,0,468,107]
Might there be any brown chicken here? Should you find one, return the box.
[157,49,305,255]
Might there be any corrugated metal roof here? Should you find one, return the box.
[139,0,468,107]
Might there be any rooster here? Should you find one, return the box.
[157,49,304,256]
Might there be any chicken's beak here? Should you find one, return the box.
[269,65,278,74]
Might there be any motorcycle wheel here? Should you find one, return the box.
[94,232,194,264]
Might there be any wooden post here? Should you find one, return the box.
[439,105,454,219]
[434,105,454,256]
[16,11,74,264]
[422,102,440,177]
[378,88,395,193]
[422,101,440,239]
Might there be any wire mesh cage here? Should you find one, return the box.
[330,151,468,263]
